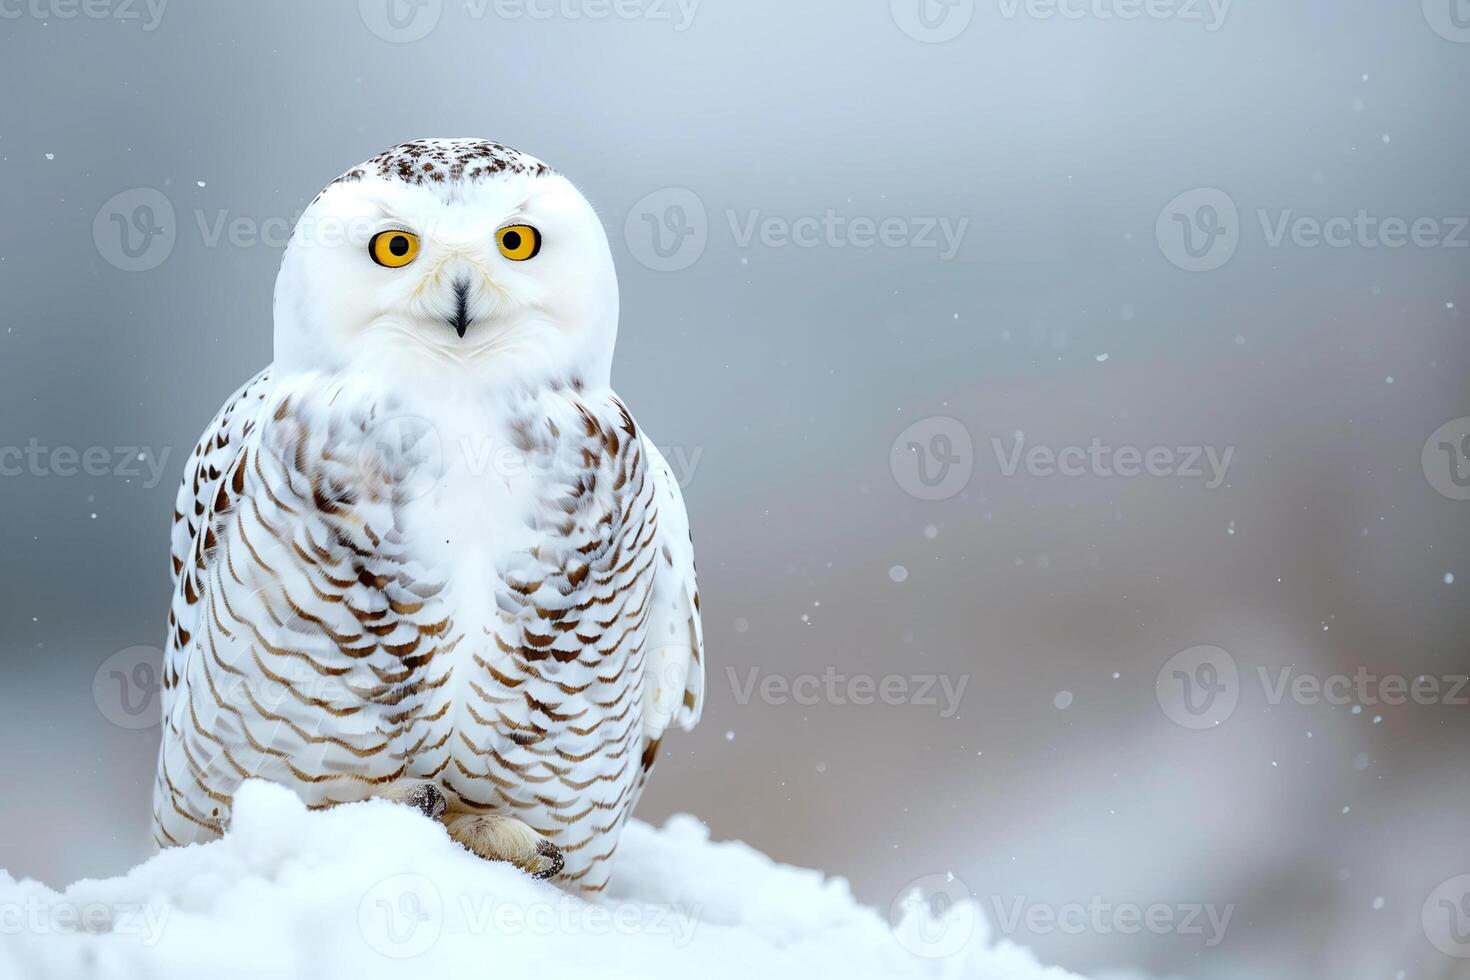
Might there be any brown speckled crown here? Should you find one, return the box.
[325,138,555,194]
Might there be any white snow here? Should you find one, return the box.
[0,781,1085,980]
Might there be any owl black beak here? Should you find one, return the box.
[447,278,471,339]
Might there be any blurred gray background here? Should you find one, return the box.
[2,2,1469,978]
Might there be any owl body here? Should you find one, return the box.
[153,140,704,892]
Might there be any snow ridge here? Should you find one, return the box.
[0,781,1083,980]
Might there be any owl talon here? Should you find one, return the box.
[529,839,565,880]
[445,813,564,881]
[403,783,447,821]
[382,781,447,821]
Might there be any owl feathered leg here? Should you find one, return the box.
[445,813,565,881]
[380,782,563,880]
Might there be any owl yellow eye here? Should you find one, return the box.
[497,225,541,261]
[369,230,420,268]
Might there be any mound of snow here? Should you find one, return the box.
[0,781,1084,980]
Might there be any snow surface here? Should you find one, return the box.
[0,781,1085,980]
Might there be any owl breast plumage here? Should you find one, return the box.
[154,364,704,892]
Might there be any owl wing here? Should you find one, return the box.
[163,367,273,707]
[640,437,705,741]
[156,374,456,844]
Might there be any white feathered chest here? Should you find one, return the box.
[155,368,703,892]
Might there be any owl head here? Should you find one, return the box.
[272,139,618,389]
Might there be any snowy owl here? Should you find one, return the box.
[153,139,705,891]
